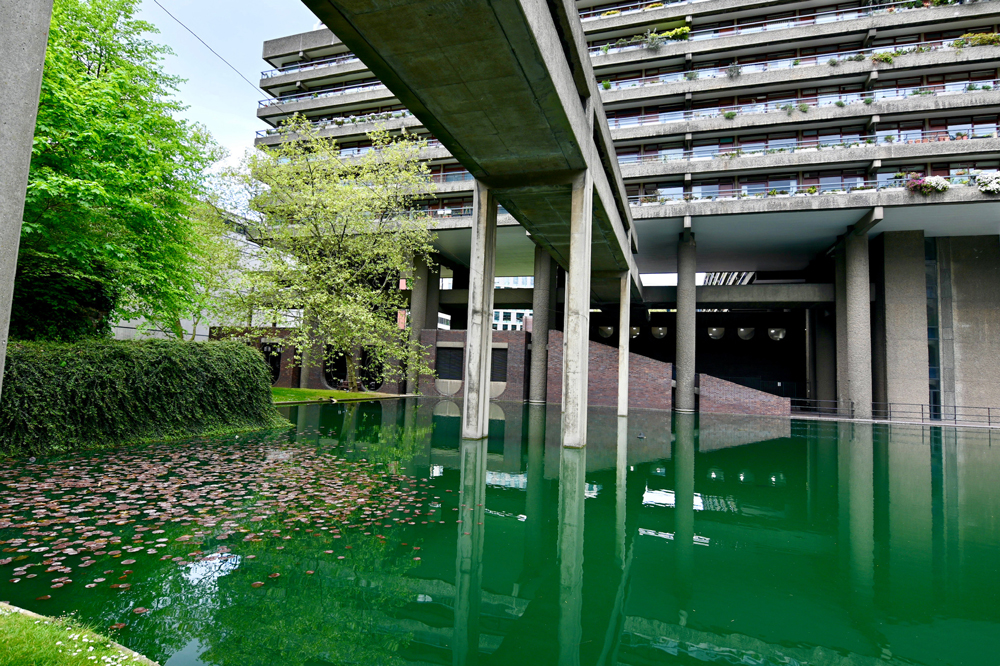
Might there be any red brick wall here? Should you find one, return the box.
[545,330,673,411]
[699,374,791,416]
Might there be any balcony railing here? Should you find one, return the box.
[261,53,361,79]
[258,80,388,108]
[431,171,474,183]
[599,38,962,91]
[255,110,416,138]
[627,174,989,205]
[617,128,999,165]
[606,79,1000,129]
[588,0,972,56]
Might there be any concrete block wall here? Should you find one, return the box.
[546,330,673,411]
[416,329,528,402]
[699,374,791,416]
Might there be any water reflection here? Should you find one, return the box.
[3,402,1000,665]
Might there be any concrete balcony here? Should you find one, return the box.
[256,85,396,125]
[260,57,370,92]
[609,88,1000,141]
[255,112,422,146]
[619,135,1000,179]
[589,1,1000,67]
[599,45,1000,105]
[262,28,345,64]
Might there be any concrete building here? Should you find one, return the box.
[254,0,1000,423]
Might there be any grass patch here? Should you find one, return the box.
[0,604,158,665]
[271,387,392,403]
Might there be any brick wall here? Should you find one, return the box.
[546,330,673,411]
[416,329,528,402]
[699,374,791,416]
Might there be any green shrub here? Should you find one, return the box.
[0,339,287,455]
[601,79,612,90]
[724,110,738,119]
[871,52,894,64]
[952,32,1000,48]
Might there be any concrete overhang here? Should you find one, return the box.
[301,0,640,299]
[641,282,835,307]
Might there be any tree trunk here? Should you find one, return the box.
[346,353,358,393]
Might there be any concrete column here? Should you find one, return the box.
[846,233,873,419]
[462,180,497,439]
[406,257,429,394]
[805,309,816,401]
[618,274,630,416]
[426,264,441,331]
[557,445,586,666]
[881,231,930,408]
[675,232,697,413]
[524,404,546,572]
[673,412,696,620]
[835,248,849,414]
[615,415,628,564]
[0,0,53,398]
[529,245,553,404]
[815,307,838,411]
[453,437,487,666]
[561,171,594,449]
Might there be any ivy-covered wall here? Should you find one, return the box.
[0,340,287,455]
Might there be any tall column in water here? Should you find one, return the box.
[462,180,497,440]
[835,247,849,415]
[618,273,631,417]
[406,256,429,394]
[529,246,553,404]
[673,412,696,623]
[562,171,594,449]
[558,445,586,666]
[675,231,697,412]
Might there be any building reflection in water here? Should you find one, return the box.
[405,399,1000,666]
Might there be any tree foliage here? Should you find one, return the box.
[13,0,220,341]
[214,116,437,391]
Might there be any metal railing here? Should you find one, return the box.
[255,110,416,138]
[588,0,952,55]
[258,80,388,108]
[876,402,999,425]
[791,398,853,417]
[606,78,1000,128]
[627,174,985,206]
[580,0,706,20]
[431,171,474,183]
[599,38,964,90]
[616,128,1000,165]
[260,52,361,79]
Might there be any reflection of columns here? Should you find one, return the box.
[675,232,697,413]
[846,233,873,419]
[558,446,586,666]
[838,422,875,624]
[529,246,553,404]
[673,412,696,620]
[426,264,441,331]
[462,180,497,439]
[615,416,628,563]
[524,404,546,571]
[453,437,487,666]
[562,171,594,449]
[618,274,630,416]
[407,257,430,394]
[0,0,54,399]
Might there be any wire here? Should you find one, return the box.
[151,0,265,97]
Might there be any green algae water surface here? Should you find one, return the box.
[2,400,999,666]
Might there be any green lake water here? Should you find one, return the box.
[2,400,999,666]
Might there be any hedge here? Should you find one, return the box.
[0,339,287,455]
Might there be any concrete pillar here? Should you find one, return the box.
[805,309,816,401]
[837,422,874,625]
[453,437,487,666]
[615,415,628,564]
[529,245,552,404]
[675,232,697,413]
[0,0,53,398]
[426,263,441,331]
[406,257,429,394]
[815,307,838,411]
[881,231,930,408]
[462,180,497,439]
[557,445,586,666]
[846,233,873,419]
[561,171,594,449]
[835,248,849,414]
[524,404,546,572]
[618,273,630,416]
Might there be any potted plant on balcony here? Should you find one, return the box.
[906,173,951,194]
[976,172,1000,194]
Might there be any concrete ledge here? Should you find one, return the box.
[260,58,370,90]
[256,86,395,122]
[263,28,343,61]
[630,184,990,218]
[620,138,1000,178]
[589,2,1000,67]
[610,90,1000,140]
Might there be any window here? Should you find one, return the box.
[436,347,464,380]
[490,348,508,382]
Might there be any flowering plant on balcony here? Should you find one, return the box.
[976,172,1000,194]
[905,174,951,194]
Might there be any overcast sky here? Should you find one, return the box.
[137,0,320,166]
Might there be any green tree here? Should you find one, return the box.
[216,116,436,392]
[14,0,220,341]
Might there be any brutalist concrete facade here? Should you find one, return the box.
[257,0,1000,418]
